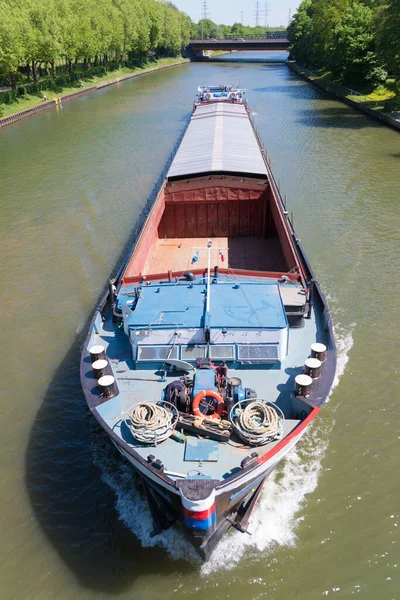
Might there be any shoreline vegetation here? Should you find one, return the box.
[288,62,400,131]
[287,0,400,116]
[1,0,398,126]
[0,0,193,118]
[289,62,399,117]
[0,0,287,119]
[0,57,188,120]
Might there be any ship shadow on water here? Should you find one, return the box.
[24,122,198,593]
[25,331,197,594]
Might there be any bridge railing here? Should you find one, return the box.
[223,31,287,39]
[266,31,288,38]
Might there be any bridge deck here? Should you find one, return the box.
[188,38,289,52]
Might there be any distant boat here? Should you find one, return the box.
[80,84,336,561]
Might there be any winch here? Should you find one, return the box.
[162,359,257,419]
[192,367,218,399]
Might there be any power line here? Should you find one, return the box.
[288,8,292,25]
[201,0,210,21]
[264,2,269,28]
[254,1,261,27]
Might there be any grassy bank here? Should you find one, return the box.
[299,67,399,115]
[209,50,230,57]
[0,57,188,119]
[346,87,398,113]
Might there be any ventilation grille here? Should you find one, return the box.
[209,345,235,360]
[137,346,179,362]
[182,346,206,360]
[237,344,279,363]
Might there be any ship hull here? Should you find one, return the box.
[80,94,336,561]
[83,356,319,560]
[114,433,301,560]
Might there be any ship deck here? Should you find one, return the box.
[86,304,326,483]
[143,236,288,276]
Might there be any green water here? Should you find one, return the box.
[0,54,399,599]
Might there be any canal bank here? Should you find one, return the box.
[287,61,400,132]
[0,58,189,129]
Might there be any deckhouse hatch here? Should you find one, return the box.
[120,279,289,365]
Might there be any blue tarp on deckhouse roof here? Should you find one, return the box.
[126,282,287,330]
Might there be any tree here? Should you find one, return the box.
[158,2,183,56]
[287,0,314,66]
[308,0,351,67]
[0,4,26,87]
[195,19,222,40]
[330,1,378,84]
[147,0,163,50]
[0,0,194,87]
[179,11,192,48]
[376,0,400,77]
[22,0,64,80]
[287,0,394,88]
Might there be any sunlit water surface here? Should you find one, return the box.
[0,52,399,599]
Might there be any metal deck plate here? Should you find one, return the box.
[184,438,219,462]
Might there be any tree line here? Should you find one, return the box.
[287,0,400,87]
[0,0,191,87]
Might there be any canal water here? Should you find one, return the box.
[0,52,399,599]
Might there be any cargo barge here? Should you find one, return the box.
[80,84,336,560]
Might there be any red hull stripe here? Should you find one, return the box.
[183,502,216,521]
[183,512,216,530]
[257,407,320,465]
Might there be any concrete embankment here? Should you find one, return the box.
[287,62,400,132]
[0,59,189,129]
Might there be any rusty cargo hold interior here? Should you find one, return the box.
[123,102,301,283]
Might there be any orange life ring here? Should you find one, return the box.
[205,93,211,100]
[192,390,224,419]
[230,92,236,99]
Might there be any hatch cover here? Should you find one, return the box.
[184,438,219,462]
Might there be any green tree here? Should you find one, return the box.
[287,0,395,89]
[330,1,378,84]
[195,18,222,39]
[22,0,65,80]
[0,2,25,87]
[179,11,192,47]
[158,2,183,56]
[308,0,351,67]
[57,0,81,72]
[147,0,163,50]
[287,0,314,66]
[376,0,400,77]
[0,0,193,87]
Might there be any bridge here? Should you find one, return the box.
[186,32,289,60]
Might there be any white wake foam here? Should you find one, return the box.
[201,431,328,574]
[332,323,355,391]
[201,322,355,573]
[92,324,354,571]
[91,436,200,563]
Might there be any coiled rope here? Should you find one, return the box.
[230,400,284,446]
[126,401,177,445]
